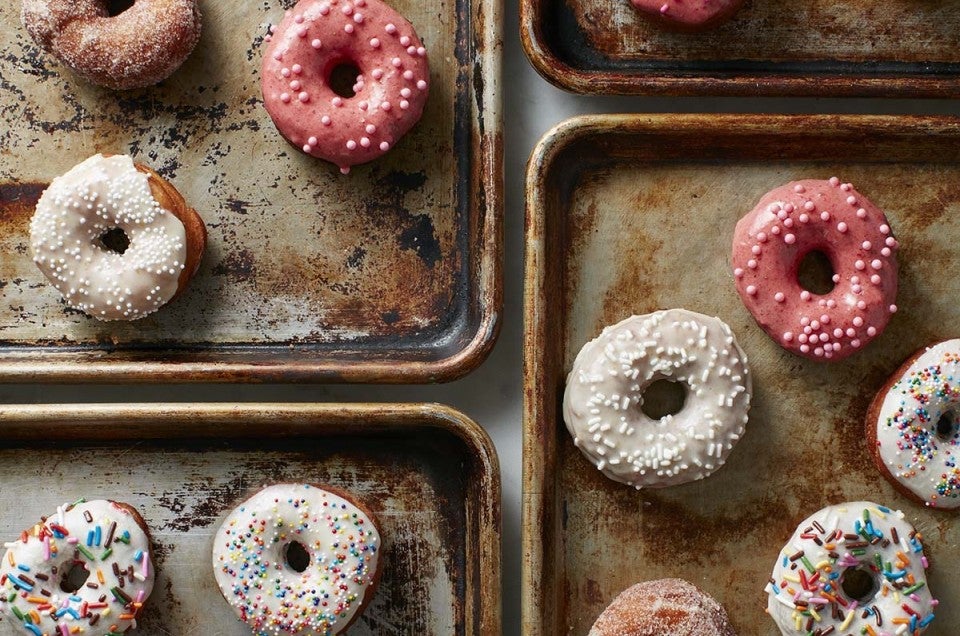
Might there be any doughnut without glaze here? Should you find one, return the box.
[766,502,936,635]
[563,309,751,489]
[590,579,735,636]
[0,499,155,636]
[867,340,960,510]
[262,0,430,174]
[212,483,381,635]
[20,0,202,90]
[732,178,899,361]
[630,0,744,31]
[29,154,206,321]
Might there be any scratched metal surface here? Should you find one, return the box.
[0,403,501,635]
[523,115,960,635]
[0,0,501,382]
[520,0,960,94]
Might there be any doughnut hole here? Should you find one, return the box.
[107,0,136,16]
[284,541,311,573]
[937,411,958,441]
[97,227,130,255]
[840,566,880,604]
[60,562,91,593]
[327,60,363,98]
[640,379,687,420]
[797,249,836,295]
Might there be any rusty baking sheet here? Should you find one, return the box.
[520,0,960,95]
[0,0,501,383]
[522,115,960,634]
[0,402,501,634]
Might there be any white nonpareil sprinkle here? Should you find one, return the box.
[29,154,187,321]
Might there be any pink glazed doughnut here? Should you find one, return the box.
[732,178,899,361]
[262,0,430,174]
[630,0,744,31]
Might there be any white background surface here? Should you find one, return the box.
[5,0,960,633]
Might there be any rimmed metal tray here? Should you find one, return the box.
[0,402,501,634]
[0,0,501,383]
[523,114,960,634]
[520,0,960,95]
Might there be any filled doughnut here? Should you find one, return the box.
[0,499,155,636]
[20,0,202,90]
[766,502,936,635]
[867,339,960,510]
[732,178,899,361]
[629,0,744,31]
[590,579,735,636]
[262,0,430,174]
[29,154,206,321]
[562,309,751,489]
[212,483,382,635]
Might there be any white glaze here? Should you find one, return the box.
[0,500,155,635]
[29,154,187,321]
[766,502,936,635]
[874,340,960,510]
[212,483,380,635]
[562,309,751,489]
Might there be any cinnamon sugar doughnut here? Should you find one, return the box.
[590,579,736,636]
[21,0,202,90]
[262,0,430,174]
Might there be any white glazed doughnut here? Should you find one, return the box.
[0,499,155,636]
[868,339,960,510]
[29,154,189,321]
[212,483,381,635]
[766,502,937,635]
[562,308,752,489]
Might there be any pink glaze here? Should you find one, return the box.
[732,178,899,362]
[262,0,429,173]
[630,0,744,29]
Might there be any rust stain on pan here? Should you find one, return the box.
[0,402,501,634]
[524,115,960,635]
[0,0,501,383]
[520,0,960,95]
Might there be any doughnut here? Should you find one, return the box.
[867,340,960,510]
[212,483,382,635]
[562,309,751,489]
[0,499,155,636]
[29,154,206,321]
[20,0,202,90]
[629,0,744,31]
[261,0,430,174]
[732,178,899,361]
[766,502,936,635]
[590,579,735,636]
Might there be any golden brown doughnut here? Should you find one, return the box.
[590,579,736,636]
[21,0,202,90]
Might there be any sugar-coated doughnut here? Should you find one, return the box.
[590,579,735,636]
[262,0,430,174]
[20,0,202,90]
[766,502,936,635]
[563,309,751,489]
[867,340,960,510]
[212,483,381,635]
[732,178,899,361]
[629,0,744,31]
[29,154,206,321]
[0,499,155,636]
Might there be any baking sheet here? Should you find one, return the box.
[0,403,501,634]
[520,0,960,95]
[0,0,501,382]
[523,115,960,634]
